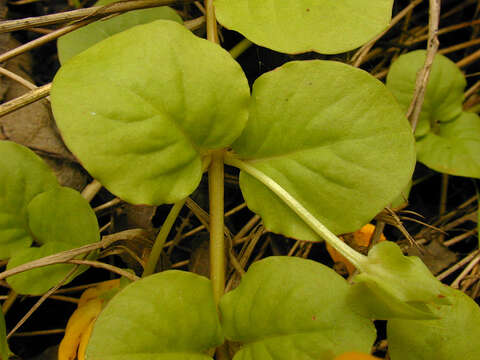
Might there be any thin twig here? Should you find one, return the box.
[0,0,194,32]
[351,0,424,67]
[0,84,50,118]
[7,266,79,339]
[67,259,140,281]
[407,0,441,132]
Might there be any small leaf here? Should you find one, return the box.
[232,60,415,240]
[0,308,9,360]
[86,271,223,360]
[57,0,182,64]
[51,20,250,205]
[0,141,58,259]
[388,287,480,360]
[214,0,393,54]
[386,50,466,137]
[349,241,450,320]
[220,257,376,360]
[7,187,99,295]
[416,112,480,178]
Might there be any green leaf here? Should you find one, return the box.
[232,60,415,241]
[51,20,250,205]
[416,112,480,178]
[220,257,376,360]
[386,50,466,137]
[349,241,450,320]
[0,308,9,360]
[7,187,99,295]
[87,271,223,360]
[214,0,393,54]
[0,141,58,259]
[388,287,480,360]
[57,0,182,64]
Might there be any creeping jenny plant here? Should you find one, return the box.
[2,1,480,359]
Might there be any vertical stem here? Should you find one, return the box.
[142,199,186,277]
[208,150,225,304]
[205,0,218,43]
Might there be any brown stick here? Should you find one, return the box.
[407,0,441,132]
[0,0,193,33]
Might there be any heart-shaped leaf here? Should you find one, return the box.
[214,0,393,54]
[416,111,480,178]
[386,50,466,137]
[7,187,99,295]
[388,287,480,360]
[349,241,450,320]
[0,141,58,259]
[57,0,182,64]
[86,271,223,360]
[232,60,415,241]
[51,20,250,205]
[220,257,376,360]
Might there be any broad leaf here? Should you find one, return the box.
[349,241,450,320]
[232,61,415,241]
[7,187,99,294]
[87,271,223,360]
[51,20,249,205]
[214,0,393,54]
[388,287,480,360]
[220,257,376,360]
[0,141,58,259]
[416,112,480,178]
[58,0,182,64]
[387,50,466,137]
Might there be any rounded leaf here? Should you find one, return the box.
[0,141,58,259]
[388,287,480,360]
[58,0,182,64]
[232,61,415,240]
[87,271,223,360]
[220,257,376,360]
[7,187,99,294]
[387,51,466,137]
[416,112,480,178]
[214,0,393,54]
[349,241,450,320]
[51,20,250,205]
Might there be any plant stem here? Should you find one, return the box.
[208,150,226,304]
[224,154,368,270]
[229,38,253,59]
[142,199,186,277]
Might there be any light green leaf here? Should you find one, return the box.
[87,271,223,360]
[0,141,58,259]
[57,0,182,64]
[386,50,466,137]
[232,61,415,241]
[349,241,450,320]
[51,20,250,205]
[416,112,480,178]
[0,308,9,360]
[220,257,376,360]
[214,0,393,54]
[388,287,480,360]
[7,187,99,295]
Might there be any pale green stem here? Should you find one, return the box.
[224,154,368,270]
[142,199,186,277]
[208,150,226,304]
[229,38,253,59]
